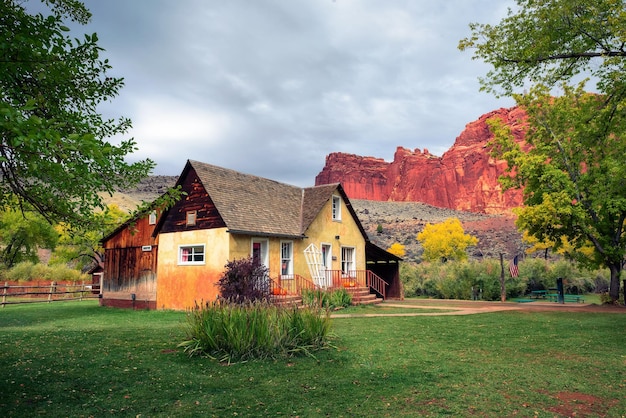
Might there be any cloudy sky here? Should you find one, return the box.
[78,0,516,186]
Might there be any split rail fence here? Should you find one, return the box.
[1,281,100,307]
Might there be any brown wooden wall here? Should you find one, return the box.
[103,246,157,294]
[160,167,227,233]
[102,211,160,296]
[103,214,159,250]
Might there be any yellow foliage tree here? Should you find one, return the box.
[416,218,478,262]
[386,242,406,258]
[522,230,553,259]
[522,230,595,260]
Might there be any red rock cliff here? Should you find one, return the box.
[315,107,527,214]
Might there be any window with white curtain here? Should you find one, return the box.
[341,246,355,275]
[179,244,205,265]
[281,241,293,275]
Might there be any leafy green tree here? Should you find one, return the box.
[0,0,153,226]
[417,218,478,262]
[460,0,626,301]
[51,204,129,270]
[458,0,626,98]
[489,87,626,301]
[0,208,58,268]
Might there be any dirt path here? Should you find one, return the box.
[332,299,626,317]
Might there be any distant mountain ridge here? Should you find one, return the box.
[315,106,528,214]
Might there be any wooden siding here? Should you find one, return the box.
[102,212,160,300]
[103,214,158,250]
[160,167,227,233]
[103,246,157,296]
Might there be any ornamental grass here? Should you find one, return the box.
[179,300,332,363]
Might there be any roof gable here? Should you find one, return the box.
[189,160,304,237]
[152,160,370,241]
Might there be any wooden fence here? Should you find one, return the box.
[1,280,100,307]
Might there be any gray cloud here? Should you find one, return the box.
[82,0,516,185]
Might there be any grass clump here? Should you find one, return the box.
[302,288,353,309]
[179,300,332,363]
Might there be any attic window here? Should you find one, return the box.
[186,210,197,226]
[332,195,341,221]
[148,210,157,225]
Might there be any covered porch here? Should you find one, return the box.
[270,242,401,302]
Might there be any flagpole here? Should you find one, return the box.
[499,252,506,302]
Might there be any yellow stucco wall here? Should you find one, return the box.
[156,228,229,310]
[155,193,366,309]
[297,194,366,272]
[226,194,365,281]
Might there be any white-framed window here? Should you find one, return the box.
[251,239,269,270]
[332,195,341,221]
[186,210,197,226]
[321,243,332,269]
[280,241,293,276]
[148,210,157,225]
[341,246,355,275]
[179,244,205,265]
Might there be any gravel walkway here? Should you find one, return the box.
[331,299,626,317]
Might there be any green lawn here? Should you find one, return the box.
[1,301,625,417]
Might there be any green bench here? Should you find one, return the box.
[564,294,585,303]
[547,293,585,303]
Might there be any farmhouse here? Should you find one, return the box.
[100,160,401,310]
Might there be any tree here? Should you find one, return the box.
[0,0,153,227]
[0,207,58,268]
[488,86,626,300]
[458,0,626,98]
[386,242,406,258]
[459,0,626,301]
[51,204,129,270]
[416,218,478,262]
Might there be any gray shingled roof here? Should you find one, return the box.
[189,160,342,238]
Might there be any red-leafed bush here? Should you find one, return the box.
[217,257,269,303]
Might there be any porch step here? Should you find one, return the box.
[269,294,303,307]
[270,286,383,307]
[345,286,383,306]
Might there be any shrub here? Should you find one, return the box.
[47,264,87,282]
[4,262,87,283]
[217,257,269,303]
[400,257,613,301]
[594,274,610,293]
[31,263,51,280]
[302,288,352,309]
[328,288,353,309]
[6,261,36,281]
[179,300,332,362]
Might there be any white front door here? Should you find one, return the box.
[321,243,332,287]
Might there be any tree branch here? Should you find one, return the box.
[503,50,626,64]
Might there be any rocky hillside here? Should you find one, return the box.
[112,179,522,262]
[107,176,178,212]
[351,199,522,261]
[316,106,528,214]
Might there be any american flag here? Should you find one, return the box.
[509,255,519,277]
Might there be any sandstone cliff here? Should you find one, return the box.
[315,106,528,214]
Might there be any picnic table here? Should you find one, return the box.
[530,290,547,299]
[546,293,585,303]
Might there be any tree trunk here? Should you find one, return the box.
[499,253,506,302]
[608,262,621,302]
